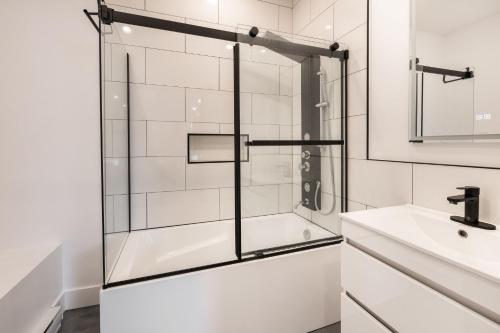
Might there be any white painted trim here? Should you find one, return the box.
[32,305,61,333]
[38,287,96,332]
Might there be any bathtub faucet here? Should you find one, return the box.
[294,198,309,209]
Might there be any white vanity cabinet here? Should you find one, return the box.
[340,205,500,333]
[340,292,390,333]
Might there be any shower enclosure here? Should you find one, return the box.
[95,3,348,289]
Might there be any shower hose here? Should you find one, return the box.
[314,69,336,215]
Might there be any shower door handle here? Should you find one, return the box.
[245,140,344,147]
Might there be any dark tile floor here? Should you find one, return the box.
[60,306,100,333]
[311,322,341,333]
[59,305,340,333]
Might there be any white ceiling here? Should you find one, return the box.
[416,0,500,35]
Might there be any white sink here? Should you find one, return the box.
[340,205,500,322]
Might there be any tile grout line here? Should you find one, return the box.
[411,163,414,204]
[335,21,367,42]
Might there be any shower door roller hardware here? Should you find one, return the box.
[304,182,311,192]
[301,151,310,159]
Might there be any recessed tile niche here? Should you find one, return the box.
[187,134,249,163]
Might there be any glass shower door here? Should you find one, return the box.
[101,22,131,282]
[100,12,244,285]
[237,32,345,258]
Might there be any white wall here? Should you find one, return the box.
[415,30,474,137]
[415,12,500,137]
[444,13,500,135]
[0,0,102,307]
[293,0,500,228]
[354,0,500,227]
[370,0,500,166]
[7,0,498,313]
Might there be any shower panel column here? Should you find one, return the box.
[300,56,322,211]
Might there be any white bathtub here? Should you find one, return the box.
[101,213,342,333]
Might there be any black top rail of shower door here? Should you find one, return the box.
[412,59,474,84]
[416,64,473,78]
[246,140,344,146]
[96,4,348,60]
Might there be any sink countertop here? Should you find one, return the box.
[340,204,500,285]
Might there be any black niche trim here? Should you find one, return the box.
[187,133,249,164]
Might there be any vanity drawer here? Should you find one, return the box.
[341,292,390,333]
[341,243,500,333]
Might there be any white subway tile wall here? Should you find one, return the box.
[106,0,145,11]
[291,0,370,234]
[333,0,367,39]
[219,0,280,30]
[145,49,220,89]
[130,84,185,121]
[147,0,219,23]
[102,0,431,234]
[111,44,146,83]
[103,0,300,231]
[147,189,220,228]
[299,6,334,41]
[297,0,500,230]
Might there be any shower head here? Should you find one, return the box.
[316,70,327,77]
[315,101,329,109]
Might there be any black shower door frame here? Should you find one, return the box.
[96,4,349,289]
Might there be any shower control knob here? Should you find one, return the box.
[298,162,310,172]
[304,182,311,192]
[301,151,311,159]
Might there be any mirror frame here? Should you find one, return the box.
[408,0,500,142]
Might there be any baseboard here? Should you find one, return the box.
[41,305,63,333]
[62,284,101,310]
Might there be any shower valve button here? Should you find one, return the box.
[301,151,311,159]
[304,182,311,192]
[298,162,310,172]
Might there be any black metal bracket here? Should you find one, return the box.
[413,58,474,84]
[95,4,349,59]
[83,9,100,32]
[342,49,349,60]
[100,5,114,25]
[442,67,474,84]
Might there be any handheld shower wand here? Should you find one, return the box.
[314,68,337,215]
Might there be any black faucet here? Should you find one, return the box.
[447,186,496,230]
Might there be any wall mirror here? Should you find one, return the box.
[409,0,500,141]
